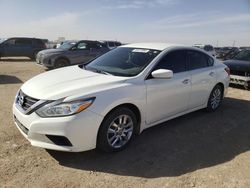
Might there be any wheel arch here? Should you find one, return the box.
[98,103,142,135]
[55,56,70,64]
[216,82,225,97]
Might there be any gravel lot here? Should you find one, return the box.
[0,58,250,188]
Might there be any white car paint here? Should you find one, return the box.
[13,43,230,152]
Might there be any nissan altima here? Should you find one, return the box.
[13,43,230,152]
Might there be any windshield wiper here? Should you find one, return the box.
[88,68,112,75]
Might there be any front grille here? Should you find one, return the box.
[16,90,39,111]
[230,70,250,77]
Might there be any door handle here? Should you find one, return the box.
[209,72,215,77]
[182,79,190,84]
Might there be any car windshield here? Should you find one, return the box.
[59,42,76,49]
[0,38,6,44]
[233,50,250,61]
[84,47,161,77]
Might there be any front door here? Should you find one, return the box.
[69,41,91,64]
[145,50,191,125]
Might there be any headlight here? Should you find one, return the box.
[36,98,95,117]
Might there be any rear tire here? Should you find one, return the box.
[97,107,137,152]
[206,84,223,112]
[244,81,250,90]
[54,58,70,68]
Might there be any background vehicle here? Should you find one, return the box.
[239,46,250,50]
[0,38,7,43]
[101,40,122,50]
[13,43,230,153]
[194,44,216,57]
[0,37,47,59]
[216,47,239,60]
[223,49,250,89]
[36,40,109,68]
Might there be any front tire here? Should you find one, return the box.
[206,84,223,112]
[54,58,70,68]
[97,107,137,152]
[30,51,38,60]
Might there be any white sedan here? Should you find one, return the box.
[13,43,230,152]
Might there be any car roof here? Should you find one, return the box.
[63,40,79,43]
[121,43,185,51]
[101,40,121,43]
[7,37,43,40]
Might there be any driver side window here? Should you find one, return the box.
[76,42,89,50]
[154,50,187,73]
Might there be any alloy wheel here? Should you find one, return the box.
[211,88,221,110]
[107,114,134,149]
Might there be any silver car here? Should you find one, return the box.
[36,40,109,68]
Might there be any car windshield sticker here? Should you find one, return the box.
[132,49,150,53]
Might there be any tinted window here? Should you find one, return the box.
[188,50,212,70]
[233,50,250,61]
[115,42,121,46]
[15,39,32,45]
[34,39,44,45]
[89,42,102,49]
[154,50,187,73]
[208,57,214,66]
[108,42,115,47]
[88,42,96,49]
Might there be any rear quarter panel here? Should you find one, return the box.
[215,61,230,97]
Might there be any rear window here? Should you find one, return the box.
[188,50,213,70]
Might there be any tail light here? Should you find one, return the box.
[225,67,230,76]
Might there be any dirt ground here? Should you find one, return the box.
[0,58,250,188]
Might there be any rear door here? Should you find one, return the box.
[88,42,104,60]
[14,38,33,56]
[187,50,217,109]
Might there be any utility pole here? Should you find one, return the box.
[233,40,235,47]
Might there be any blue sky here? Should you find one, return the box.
[0,0,250,46]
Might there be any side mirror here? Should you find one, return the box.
[151,69,173,79]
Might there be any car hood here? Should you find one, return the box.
[21,66,128,100]
[39,48,66,55]
[223,59,250,72]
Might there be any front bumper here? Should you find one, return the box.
[229,75,250,86]
[13,103,103,152]
[36,55,54,68]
